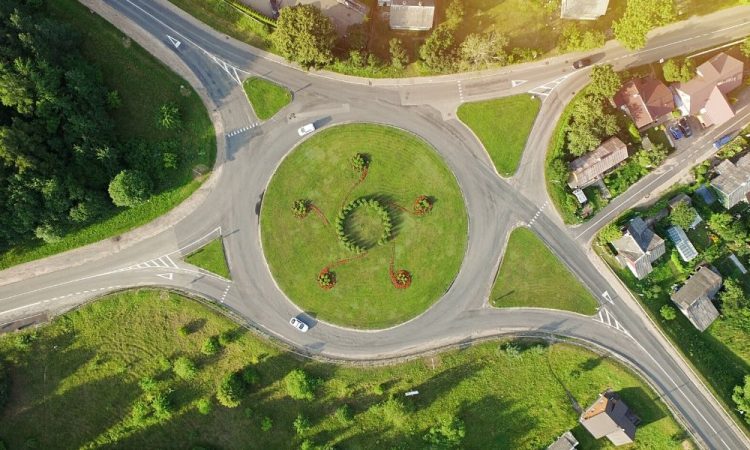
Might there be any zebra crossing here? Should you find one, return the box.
[527,201,549,227]
[594,307,630,336]
[226,123,259,138]
[116,255,179,272]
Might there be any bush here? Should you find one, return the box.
[173,356,198,380]
[261,416,273,432]
[201,336,221,356]
[242,366,260,386]
[733,375,750,423]
[178,325,190,336]
[216,372,246,408]
[334,404,353,425]
[219,329,237,346]
[293,414,311,435]
[660,305,677,321]
[292,199,310,218]
[196,398,212,415]
[108,169,153,207]
[284,369,317,401]
[423,416,466,448]
[157,102,181,129]
[375,397,408,428]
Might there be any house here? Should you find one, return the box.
[668,193,691,210]
[666,226,698,262]
[710,153,750,209]
[611,217,666,280]
[568,137,629,188]
[547,430,579,450]
[580,389,640,446]
[378,0,435,31]
[671,266,722,331]
[614,77,675,129]
[560,0,610,20]
[673,52,744,127]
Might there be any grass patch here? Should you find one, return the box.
[457,95,541,177]
[185,239,231,279]
[0,0,216,270]
[0,290,689,449]
[242,77,292,120]
[490,228,599,315]
[261,124,467,328]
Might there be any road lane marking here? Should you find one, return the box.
[527,200,549,226]
[166,35,181,49]
[157,273,174,280]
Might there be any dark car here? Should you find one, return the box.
[678,117,693,137]
[714,134,733,149]
[572,58,592,69]
[668,124,684,140]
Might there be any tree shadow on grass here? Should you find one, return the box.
[458,395,540,449]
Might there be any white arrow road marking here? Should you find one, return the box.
[602,291,614,304]
[511,79,527,87]
[157,273,174,280]
[167,35,181,49]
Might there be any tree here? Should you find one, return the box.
[196,398,211,415]
[708,212,747,245]
[272,5,336,68]
[216,372,246,408]
[444,0,464,26]
[566,96,619,155]
[559,25,605,52]
[669,201,697,230]
[720,278,749,317]
[742,39,750,59]
[419,23,458,72]
[588,64,621,99]
[635,144,668,169]
[157,103,181,129]
[108,170,153,207]
[662,58,694,82]
[613,0,676,50]
[459,32,508,69]
[423,416,466,448]
[599,223,623,243]
[284,369,316,400]
[173,356,197,380]
[660,304,677,321]
[389,38,408,70]
[733,375,750,423]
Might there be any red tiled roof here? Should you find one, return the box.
[614,77,674,128]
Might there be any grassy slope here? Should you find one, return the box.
[243,77,292,120]
[0,290,689,449]
[0,0,216,270]
[261,124,467,328]
[457,95,541,177]
[185,239,231,279]
[491,228,599,315]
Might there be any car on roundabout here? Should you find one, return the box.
[289,317,309,332]
[297,123,315,137]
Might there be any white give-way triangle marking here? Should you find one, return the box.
[511,79,527,87]
[167,35,181,49]
[157,273,174,280]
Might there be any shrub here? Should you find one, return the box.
[242,366,260,386]
[350,153,368,173]
[201,336,221,356]
[178,325,190,336]
[733,375,750,423]
[660,305,677,321]
[423,416,466,448]
[219,329,237,346]
[173,356,198,380]
[293,414,311,435]
[334,404,353,425]
[261,416,273,432]
[317,268,336,290]
[284,369,317,401]
[196,398,211,415]
[157,102,181,129]
[375,397,408,428]
[293,199,310,218]
[108,169,153,207]
[14,333,36,351]
[217,372,246,408]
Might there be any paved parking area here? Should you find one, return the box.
[240,0,366,32]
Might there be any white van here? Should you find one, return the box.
[297,123,315,136]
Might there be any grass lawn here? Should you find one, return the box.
[457,95,540,177]
[0,0,216,270]
[242,77,292,120]
[185,239,231,279]
[490,228,599,315]
[260,124,467,328]
[0,290,690,449]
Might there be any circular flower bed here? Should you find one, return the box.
[317,268,336,290]
[292,199,310,218]
[391,269,412,289]
[334,198,392,253]
[413,195,433,216]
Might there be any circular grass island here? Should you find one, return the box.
[260,124,468,328]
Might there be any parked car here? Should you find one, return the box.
[668,124,684,140]
[714,134,733,149]
[297,123,315,137]
[289,317,309,332]
[572,58,591,69]
[678,117,693,137]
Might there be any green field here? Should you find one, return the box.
[491,228,599,314]
[0,0,216,270]
[261,124,467,328]
[186,239,231,279]
[457,95,541,177]
[0,290,689,449]
[243,77,292,120]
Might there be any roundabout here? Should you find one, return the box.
[260,124,468,329]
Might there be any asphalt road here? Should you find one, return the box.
[2,1,750,448]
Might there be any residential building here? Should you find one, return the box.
[611,217,666,279]
[671,266,723,331]
[580,389,640,446]
[710,154,750,209]
[666,226,698,262]
[673,52,744,127]
[379,0,435,31]
[547,431,579,450]
[560,0,610,20]
[614,77,675,129]
[568,137,628,188]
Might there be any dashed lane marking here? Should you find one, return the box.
[0,286,123,317]
[220,284,231,303]
[527,200,549,226]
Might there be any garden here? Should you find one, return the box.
[0,289,690,449]
[260,124,467,328]
[595,154,750,431]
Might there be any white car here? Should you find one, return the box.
[297,123,315,136]
[289,317,309,332]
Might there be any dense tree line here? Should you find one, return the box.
[0,1,176,249]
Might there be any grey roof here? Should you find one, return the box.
[711,156,750,208]
[568,137,628,188]
[580,389,638,445]
[560,0,610,19]
[683,296,721,331]
[671,266,722,331]
[666,226,698,262]
[388,0,435,30]
[547,431,579,450]
[668,193,692,209]
[612,217,666,279]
